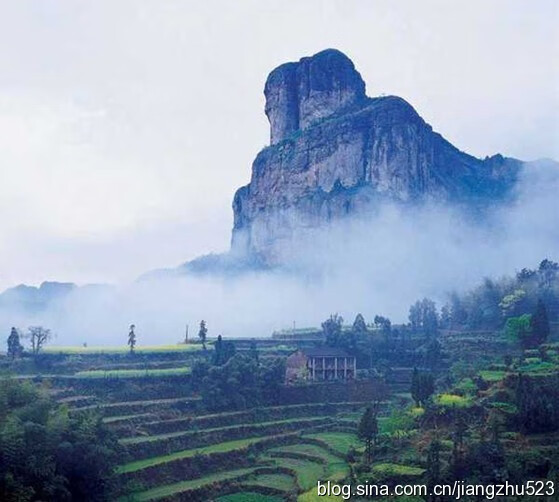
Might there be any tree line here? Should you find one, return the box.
[0,378,118,501]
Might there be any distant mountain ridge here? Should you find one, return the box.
[0,282,76,313]
[0,281,113,316]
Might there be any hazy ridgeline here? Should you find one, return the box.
[1,160,557,346]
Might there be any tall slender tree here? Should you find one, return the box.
[352,314,368,336]
[322,314,343,347]
[7,327,23,360]
[411,368,420,406]
[213,334,223,364]
[411,368,435,406]
[531,299,550,346]
[128,324,136,354]
[198,320,208,350]
[426,438,442,502]
[358,407,378,464]
[538,259,559,290]
[249,339,259,361]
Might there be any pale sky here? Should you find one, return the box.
[0,0,557,290]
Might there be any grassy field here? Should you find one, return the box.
[44,344,202,354]
[74,367,191,378]
[479,370,506,381]
[435,393,473,409]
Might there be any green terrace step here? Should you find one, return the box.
[118,468,257,501]
[56,394,99,407]
[121,417,333,445]
[217,492,284,502]
[73,367,192,379]
[43,345,203,354]
[115,433,305,499]
[118,432,361,499]
[269,442,345,463]
[103,413,156,424]
[121,401,368,438]
[70,396,200,417]
[303,432,361,455]
[262,457,324,491]
[80,360,191,371]
[117,436,279,475]
[120,417,334,461]
[240,472,296,492]
[269,441,350,483]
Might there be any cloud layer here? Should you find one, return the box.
[2,160,557,346]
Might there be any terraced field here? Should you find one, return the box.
[70,396,200,415]
[111,404,365,501]
[121,468,257,501]
[51,367,388,501]
[30,346,373,501]
[93,392,370,501]
[304,432,361,456]
[116,430,358,501]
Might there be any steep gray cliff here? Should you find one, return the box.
[231,49,521,264]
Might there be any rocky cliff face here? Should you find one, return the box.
[231,49,521,265]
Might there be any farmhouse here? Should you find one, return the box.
[285,347,356,384]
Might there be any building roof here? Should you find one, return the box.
[300,347,353,358]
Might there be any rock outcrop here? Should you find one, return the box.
[231,49,521,264]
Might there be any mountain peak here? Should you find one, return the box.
[264,48,366,145]
[231,49,523,264]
